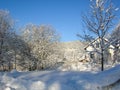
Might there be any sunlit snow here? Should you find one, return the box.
[0,65,120,90]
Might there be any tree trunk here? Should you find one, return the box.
[14,50,17,69]
[101,50,104,71]
[101,38,104,71]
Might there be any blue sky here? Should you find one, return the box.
[0,0,120,42]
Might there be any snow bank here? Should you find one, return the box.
[0,65,120,90]
[95,65,120,87]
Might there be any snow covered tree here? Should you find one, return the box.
[21,24,60,70]
[79,0,117,71]
[7,33,31,70]
[0,10,14,71]
[111,23,120,64]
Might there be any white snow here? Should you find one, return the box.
[115,8,119,11]
[0,65,120,90]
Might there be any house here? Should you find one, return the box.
[84,38,114,64]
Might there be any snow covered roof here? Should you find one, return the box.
[84,37,114,50]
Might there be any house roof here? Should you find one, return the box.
[84,37,114,50]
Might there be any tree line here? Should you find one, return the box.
[0,10,62,71]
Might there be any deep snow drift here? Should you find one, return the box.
[0,65,120,90]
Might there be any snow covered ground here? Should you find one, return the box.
[0,65,120,90]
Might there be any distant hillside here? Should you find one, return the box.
[57,41,90,71]
[59,40,87,61]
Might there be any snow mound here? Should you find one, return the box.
[0,65,120,90]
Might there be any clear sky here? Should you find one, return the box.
[0,0,120,42]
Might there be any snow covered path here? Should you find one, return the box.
[0,65,120,90]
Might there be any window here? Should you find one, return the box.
[90,53,94,59]
[96,43,99,48]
